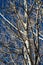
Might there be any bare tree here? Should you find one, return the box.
[0,0,43,65]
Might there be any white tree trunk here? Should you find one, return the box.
[24,0,31,65]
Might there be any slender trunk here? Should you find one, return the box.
[24,0,31,65]
[35,3,40,65]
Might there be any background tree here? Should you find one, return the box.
[0,0,43,65]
